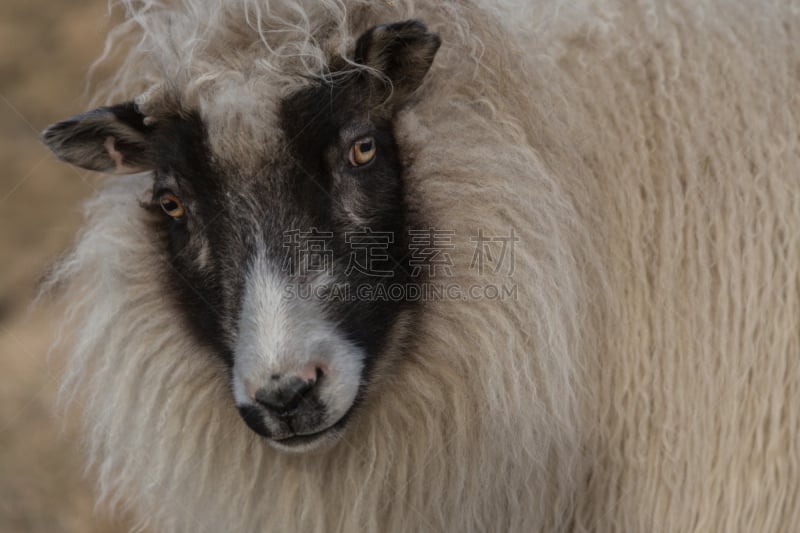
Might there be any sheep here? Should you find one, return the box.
[41,0,800,531]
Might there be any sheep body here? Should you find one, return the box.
[49,0,800,531]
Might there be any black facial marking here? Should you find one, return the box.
[143,110,234,363]
[279,74,416,365]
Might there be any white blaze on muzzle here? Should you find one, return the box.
[231,255,365,436]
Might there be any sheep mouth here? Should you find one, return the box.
[267,413,351,451]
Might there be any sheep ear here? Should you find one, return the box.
[42,102,153,174]
[354,20,441,109]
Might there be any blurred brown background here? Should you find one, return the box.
[0,0,127,530]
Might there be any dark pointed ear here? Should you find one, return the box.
[42,102,153,174]
[354,20,441,110]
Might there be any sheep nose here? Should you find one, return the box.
[254,372,318,416]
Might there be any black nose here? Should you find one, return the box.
[255,375,316,416]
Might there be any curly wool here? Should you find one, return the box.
[49,0,800,531]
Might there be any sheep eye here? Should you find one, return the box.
[348,137,377,166]
[159,193,185,219]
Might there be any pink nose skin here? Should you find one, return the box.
[298,361,328,383]
[244,379,259,402]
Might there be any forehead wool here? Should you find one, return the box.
[93,0,445,168]
[92,0,591,172]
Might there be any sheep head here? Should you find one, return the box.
[42,20,441,452]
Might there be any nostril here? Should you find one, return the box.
[298,362,326,383]
[254,375,316,416]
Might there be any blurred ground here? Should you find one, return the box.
[0,0,128,530]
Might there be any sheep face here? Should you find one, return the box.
[43,21,440,452]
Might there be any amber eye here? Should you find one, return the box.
[159,193,185,219]
[348,137,377,166]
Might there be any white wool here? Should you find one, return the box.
[48,0,800,531]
